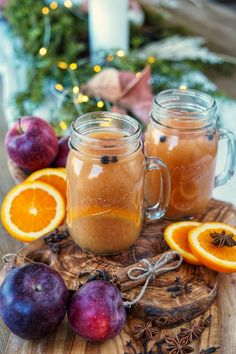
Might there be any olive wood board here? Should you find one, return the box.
[1,198,236,353]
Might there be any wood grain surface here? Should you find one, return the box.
[14,215,220,328]
[1,2,236,352]
[0,198,236,353]
[0,263,220,354]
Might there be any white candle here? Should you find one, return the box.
[89,0,129,62]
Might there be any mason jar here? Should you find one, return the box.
[145,89,236,220]
[67,111,170,254]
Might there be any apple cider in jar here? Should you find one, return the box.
[67,112,170,254]
[145,89,236,219]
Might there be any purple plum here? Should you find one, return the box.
[52,136,69,167]
[68,280,126,342]
[0,263,68,340]
[5,116,59,172]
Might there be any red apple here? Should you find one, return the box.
[5,117,59,172]
[68,280,126,342]
[52,136,69,167]
[0,263,68,339]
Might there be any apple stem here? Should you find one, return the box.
[18,118,24,134]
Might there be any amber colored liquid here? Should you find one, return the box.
[66,131,145,254]
[145,121,218,219]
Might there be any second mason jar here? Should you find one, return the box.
[67,112,170,255]
[145,89,236,220]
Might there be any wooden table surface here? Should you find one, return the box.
[1,1,236,353]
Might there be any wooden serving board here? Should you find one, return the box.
[15,224,217,329]
[1,199,236,353]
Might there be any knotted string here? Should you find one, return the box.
[2,253,35,265]
[123,251,183,308]
[3,252,183,309]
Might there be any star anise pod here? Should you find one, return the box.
[134,321,158,340]
[210,230,236,247]
[165,335,194,354]
[179,320,203,342]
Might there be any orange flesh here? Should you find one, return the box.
[198,229,236,262]
[9,189,57,232]
[172,225,197,253]
[32,175,66,201]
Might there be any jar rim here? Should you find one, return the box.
[70,111,142,151]
[152,89,217,130]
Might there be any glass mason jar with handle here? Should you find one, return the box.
[66,112,170,255]
[145,89,236,220]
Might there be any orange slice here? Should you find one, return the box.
[164,221,202,265]
[170,188,195,212]
[26,168,66,201]
[179,182,199,200]
[1,181,65,242]
[189,222,236,273]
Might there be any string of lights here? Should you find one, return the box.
[5,0,224,135]
[37,1,136,130]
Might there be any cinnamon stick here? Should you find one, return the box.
[112,251,181,292]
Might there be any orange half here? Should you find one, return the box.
[26,168,66,201]
[1,181,65,242]
[164,221,202,265]
[189,222,236,273]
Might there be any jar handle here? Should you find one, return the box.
[214,128,236,187]
[144,157,171,222]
